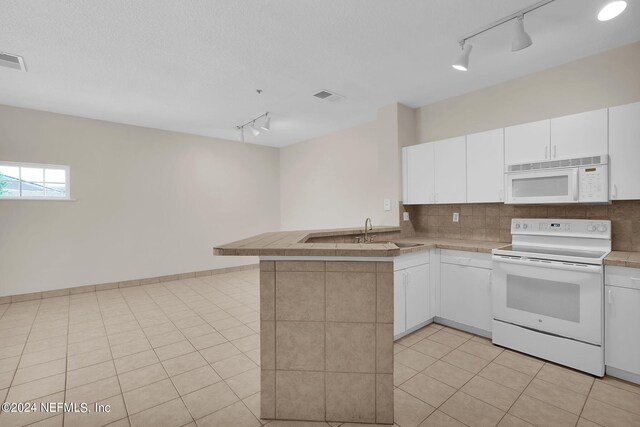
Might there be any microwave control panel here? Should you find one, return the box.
[579,165,608,202]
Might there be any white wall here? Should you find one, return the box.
[279,104,401,230]
[0,105,280,297]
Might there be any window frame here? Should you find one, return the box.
[0,161,72,201]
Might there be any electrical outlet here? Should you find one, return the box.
[453,212,459,223]
[384,198,391,211]
[403,212,410,221]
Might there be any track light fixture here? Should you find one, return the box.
[452,0,554,71]
[236,112,270,141]
[512,16,533,51]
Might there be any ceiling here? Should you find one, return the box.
[1,0,639,147]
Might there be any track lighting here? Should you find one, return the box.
[236,112,271,141]
[260,114,271,131]
[512,16,533,51]
[452,43,472,71]
[452,0,555,72]
[598,1,627,21]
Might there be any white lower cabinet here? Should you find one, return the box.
[605,266,640,382]
[394,252,430,338]
[439,250,492,334]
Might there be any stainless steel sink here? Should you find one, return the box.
[390,241,424,248]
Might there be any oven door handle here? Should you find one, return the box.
[493,256,602,273]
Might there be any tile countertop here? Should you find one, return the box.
[604,251,640,269]
[213,226,507,257]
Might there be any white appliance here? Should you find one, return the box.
[492,218,611,376]
[505,155,608,204]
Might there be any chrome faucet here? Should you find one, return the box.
[364,217,373,243]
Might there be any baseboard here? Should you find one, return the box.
[605,366,640,385]
[434,317,492,339]
[0,263,259,304]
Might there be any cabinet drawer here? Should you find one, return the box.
[441,249,491,269]
[394,251,429,271]
[605,266,640,291]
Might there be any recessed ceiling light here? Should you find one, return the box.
[598,1,627,21]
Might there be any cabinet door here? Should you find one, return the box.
[609,102,640,200]
[505,119,550,164]
[440,264,492,332]
[551,109,607,160]
[405,263,430,330]
[466,129,504,203]
[404,143,435,204]
[605,285,640,375]
[434,137,466,204]
[394,270,406,336]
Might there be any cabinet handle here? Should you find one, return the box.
[607,289,612,305]
[545,146,548,159]
[498,189,504,201]
[435,193,438,203]
[612,184,618,200]
[572,169,579,201]
[554,145,557,159]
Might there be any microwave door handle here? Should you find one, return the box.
[572,169,579,201]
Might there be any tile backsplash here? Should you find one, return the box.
[403,200,640,251]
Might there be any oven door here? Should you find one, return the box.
[492,255,603,345]
[505,168,578,204]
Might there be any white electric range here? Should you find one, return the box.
[491,218,611,376]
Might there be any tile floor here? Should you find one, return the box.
[0,268,639,427]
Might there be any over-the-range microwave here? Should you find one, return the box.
[505,155,608,204]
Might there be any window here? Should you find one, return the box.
[0,162,70,200]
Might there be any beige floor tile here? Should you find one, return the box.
[110,339,152,359]
[67,347,112,371]
[6,373,65,402]
[0,371,13,389]
[182,381,239,420]
[244,348,261,365]
[576,418,601,427]
[497,414,535,427]
[162,351,207,376]
[419,410,466,426]
[231,334,260,352]
[29,413,63,426]
[226,367,260,399]
[422,360,474,389]
[427,331,468,348]
[395,348,437,371]
[439,326,473,339]
[461,376,520,412]
[457,340,503,361]
[508,395,578,427]
[118,362,168,392]
[535,363,594,395]
[400,373,457,408]
[397,332,425,347]
[65,376,122,403]
[114,349,159,374]
[493,351,544,377]
[147,330,185,348]
[66,360,116,389]
[129,397,193,427]
[188,331,227,350]
[196,401,260,427]
[200,342,241,364]
[523,377,587,415]
[411,338,454,359]
[478,363,533,392]
[0,391,64,427]
[123,378,179,414]
[440,391,505,427]
[242,392,261,420]
[394,361,419,387]
[18,346,66,368]
[68,336,110,356]
[219,324,255,341]
[211,353,257,379]
[0,355,20,374]
[597,376,640,396]
[394,388,435,427]
[155,340,196,361]
[441,349,490,374]
[589,380,640,415]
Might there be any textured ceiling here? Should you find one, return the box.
[1,0,639,147]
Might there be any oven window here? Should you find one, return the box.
[512,175,568,198]
[506,274,580,322]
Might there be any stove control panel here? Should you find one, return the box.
[511,219,611,238]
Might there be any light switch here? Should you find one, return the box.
[453,212,459,223]
[403,212,410,221]
[384,198,391,211]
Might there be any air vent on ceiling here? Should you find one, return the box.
[0,52,27,71]
[313,89,344,102]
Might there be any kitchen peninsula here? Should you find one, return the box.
[214,226,505,424]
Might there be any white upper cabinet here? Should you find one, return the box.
[551,109,608,160]
[434,137,467,204]
[609,102,640,200]
[466,129,504,203]
[505,119,550,165]
[403,143,435,204]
